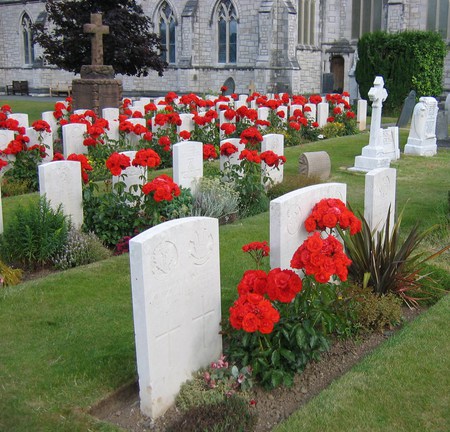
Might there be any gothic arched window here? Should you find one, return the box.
[22,13,35,65]
[351,0,384,39]
[298,0,316,45]
[427,0,450,39]
[217,0,237,64]
[158,1,176,63]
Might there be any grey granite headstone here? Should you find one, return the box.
[396,90,416,127]
[322,73,334,94]
[436,102,448,140]
[222,77,235,95]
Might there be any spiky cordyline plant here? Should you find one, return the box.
[338,207,449,308]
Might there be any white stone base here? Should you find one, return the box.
[350,155,391,173]
[404,138,437,156]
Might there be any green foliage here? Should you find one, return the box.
[226,280,352,389]
[158,187,193,221]
[355,31,447,111]
[0,196,69,269]
[192,177,240,219]
[168,395,257,432]
[266,173,321,200]
[82,181,141,247]
[320,122,346,138]
[339,208,450,307]
[345,285,402,333]
[51,227,111,270]
[4,148,43,192]
[176,359,253,412]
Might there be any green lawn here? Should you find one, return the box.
[1,99,56,123]
[1,106,449,431]
[275,294,450,432]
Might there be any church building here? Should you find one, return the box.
[0,0,449,98]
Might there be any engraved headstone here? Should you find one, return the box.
[404,97,438,156]
[317,102,329,127]
[25,126,54,162]
[172,141,203,193]
[261,134,284,186]
[129,217,222,419]
[364,167,396,234]
[396,90,416,128]
[298,151,331,180]
[270,183,347,270]
[219,138,246,175]
[62,123,88,158]
[382,126,400,161]
[42,111,59,142]
[112,151,146,195]
[38,161,83,228]
[102,107,120,141]
[357,99,367,131]
[8,113,29,129]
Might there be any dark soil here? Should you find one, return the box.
[89,308,422,432]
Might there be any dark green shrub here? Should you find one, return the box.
[167,395,257,432]
[355,31,447,111]
[345,285,402,333]
[0,196,69,269]
[82,181,142,247]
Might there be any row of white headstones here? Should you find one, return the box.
[130,167,397,419]
[0,91,368,235]
[0,81,438,419]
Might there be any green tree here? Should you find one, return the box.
[32,0,167,77]
[355,31,448,111]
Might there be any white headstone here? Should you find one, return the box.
[112,151,146,195]
[219,138,246,173]
[317,102,329,127]
[177,113,195,134]
[129,217,222,419]
[8,113,29,129]
[289,104,303,118]
[62,123,88,158]
[239,94,248,102]
[73,109,88,116]
[277,106,288,123]
[261,134,284,186]
[258,107,270,122]
[0,129,15,150]
[351,76,391,171]
[38,161,83,228]
[173,141,203,193]
[127,118,147,146]
[270,183,347,270]
[42,111,59,142]
[304,103,317,121]
[357,99,368,131]
[404,97,438,156]
[364,167,396,234]
[102,107,119,122]
[382,126,400,161]
[25,127,54,162]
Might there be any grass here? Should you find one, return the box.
[1,99,56,123]
[274,294,450,432]
[1,100,449,430]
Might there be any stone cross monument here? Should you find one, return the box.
[71,13,122,114]
[350,76,391,172]
[83,13,109,66]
